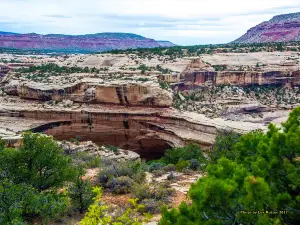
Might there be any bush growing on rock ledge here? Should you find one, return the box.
[159,80,170,90]
[105,145,119,154]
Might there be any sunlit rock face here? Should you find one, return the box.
[15,81,173,107]
[182,70,300,88]
[233,12,300,43]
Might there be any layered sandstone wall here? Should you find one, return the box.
[183,70,300,86]
[16,81,173,107]
[10,109,217,149]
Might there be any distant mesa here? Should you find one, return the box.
[156,40,177,47]
[232,12,300,43]
[0,31,176,53]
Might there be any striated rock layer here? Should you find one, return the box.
[183,70,300,87]
[0,101,268,152]
[0,32,164,53]
[233,12,300,43]
[13,80,173,107]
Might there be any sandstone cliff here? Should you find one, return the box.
[14,79,173,107]
[183,70,300,87]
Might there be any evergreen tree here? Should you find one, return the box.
[0,132,76,224]
[68,167,95,213]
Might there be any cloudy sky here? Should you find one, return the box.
[0,0,300,45]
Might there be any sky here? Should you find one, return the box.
[0,0,300,45]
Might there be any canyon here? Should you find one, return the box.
[1,49,298,159]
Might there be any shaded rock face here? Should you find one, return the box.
[27,112,193,160]
[49,123,172,160]
[182,70,300,88]
[233,12,300,43]
[19,109,216,149]
[16,82,173,107]
[0,32,160,52]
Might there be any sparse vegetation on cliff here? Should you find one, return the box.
[173,85,300,118]
[104,41,300,57]
[16,63,108,74]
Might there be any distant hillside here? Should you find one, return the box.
[0,32,174,53]
[233,12,300,43]
[156,41,176,47]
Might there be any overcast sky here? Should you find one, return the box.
[0,0,300,45]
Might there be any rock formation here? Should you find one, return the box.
[180,54,300,88]
[0,51,297,159]
[233,12,300,43]
[0,32,175,53]
[10,79,173,107]
[182,70,300,87]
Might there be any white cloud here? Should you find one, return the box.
[0,0,300,44]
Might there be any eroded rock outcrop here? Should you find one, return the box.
[14,80,173,107]
[183,70,300,87]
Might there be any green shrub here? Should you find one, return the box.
[136,77,149,82]
[108,176,134,194]
[68,167,95,213]
[85,156,101,168]
[163,143,205,165]
[71,152,100,168]
[140,199,163,214]
[132,171,146,184]
[189,159,199,170]
[105,145,119,154]
[210,130,240,163]
[132,183,174,203]
[98,160,147,191]
[159,81,170,90]
[175,160,190,172]
[131,183,152,200]
[99,166,117,183]
[163,164,176,172]
[149,162,165,172]
[0,132,75,223]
